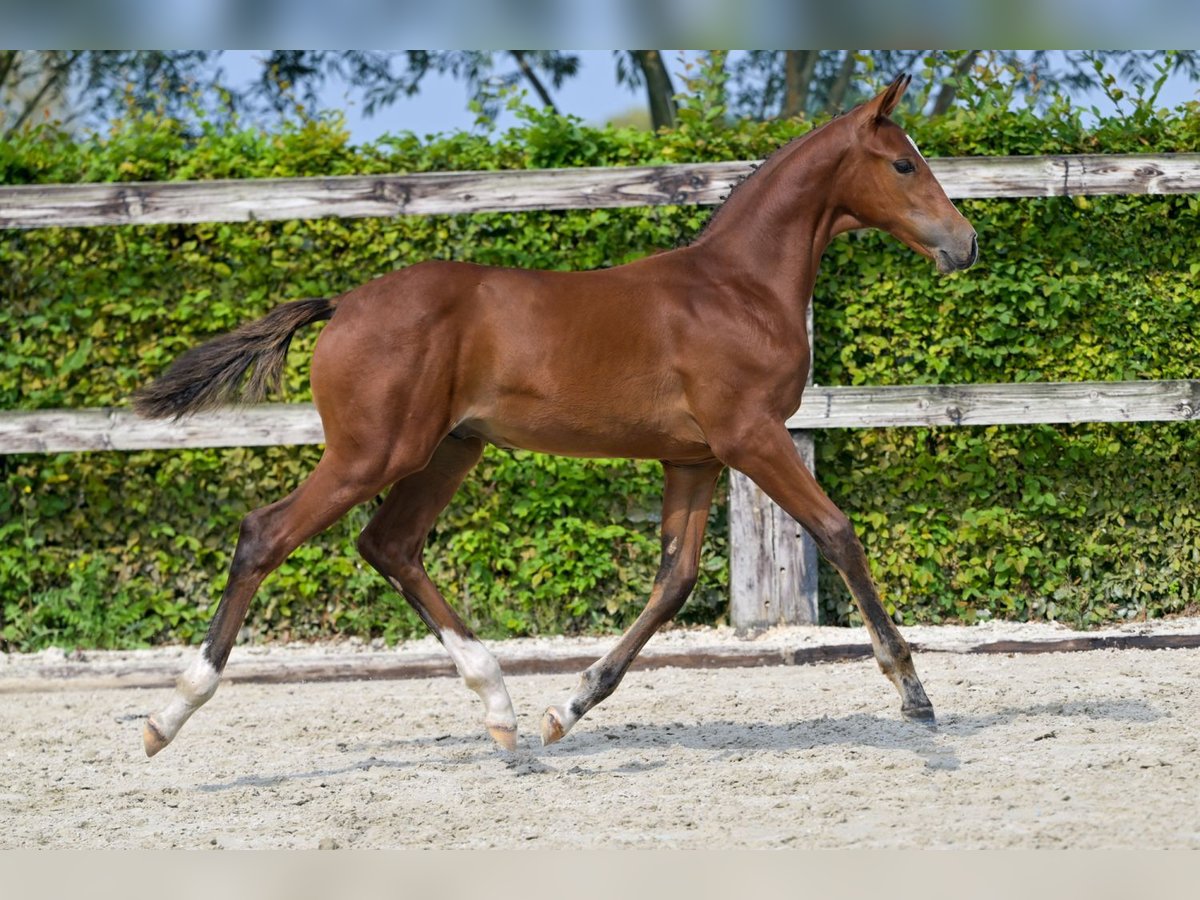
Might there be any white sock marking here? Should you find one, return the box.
[151,645,220,742]
[440,631,516,730]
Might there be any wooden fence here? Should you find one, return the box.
[4,152,1199,627]
[3,154,1199,230]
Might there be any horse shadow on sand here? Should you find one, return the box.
[194,696,1162,791]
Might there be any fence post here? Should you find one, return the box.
[728,303,819,628]
[728,437,820,628]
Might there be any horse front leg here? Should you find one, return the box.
[541,460,724,745]
[718,422,935,724]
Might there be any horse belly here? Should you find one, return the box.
[456,398,711,462]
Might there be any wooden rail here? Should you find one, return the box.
[2,153,1198,229]
[784,379,1200,429]
[4,381,1197,455]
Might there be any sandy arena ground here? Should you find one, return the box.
[2,621,1199,849]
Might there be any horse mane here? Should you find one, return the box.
[689,115,842,245]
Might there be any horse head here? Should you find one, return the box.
[836,74,978,274]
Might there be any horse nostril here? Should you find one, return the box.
[968,232,978,264]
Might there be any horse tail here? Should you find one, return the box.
[132,297,335,419]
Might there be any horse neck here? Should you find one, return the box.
[689,122,850,312]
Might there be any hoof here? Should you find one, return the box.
[540,706,568,746]
[902,704,937,728]
[487,723,518,752]
[143,718,170,757]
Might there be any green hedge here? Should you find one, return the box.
[2,93,1198,650]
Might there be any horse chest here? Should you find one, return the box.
[723,337,811,421]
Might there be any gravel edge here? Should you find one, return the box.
[4,616,1200,692]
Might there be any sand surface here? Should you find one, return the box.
[2,621,1199,849]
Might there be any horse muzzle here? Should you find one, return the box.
[935,231,978,273]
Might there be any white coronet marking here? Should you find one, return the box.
[551,662,606,738]
[440,630,516,729]
[548,701,579,738]
[151,645,221,742]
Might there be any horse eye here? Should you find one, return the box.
[893,159,916,175]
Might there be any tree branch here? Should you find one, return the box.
[7,52,82,136]
[825,51,858,114]
[630,50,677,130]
[510,51,558,113]
[932,51,980,116]
[0,50,19,93]
[781,50,820,118]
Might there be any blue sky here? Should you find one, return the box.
[214,50,1200,144]
[216,50,677,140]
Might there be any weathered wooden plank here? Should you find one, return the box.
[729,434,820,630]
[3,380,1198,455]
[786,380,1200,429]
[0,163,747,229]
[0,403,324,453]
[932,153,1200,198]
[964,633,1200,655]
[2,154,1197,229]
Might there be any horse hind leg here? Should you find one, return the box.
[356,436,518,751]
[541,460,723,745]
[143,451,406,757]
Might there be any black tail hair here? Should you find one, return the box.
[132,297,334,419]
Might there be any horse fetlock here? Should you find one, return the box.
[872,648,933,722]
[873,637,915,677]
[177,651,221,704]
[580,661,624,706]
[873,652,903,681]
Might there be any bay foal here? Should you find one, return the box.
[135,75,977,756]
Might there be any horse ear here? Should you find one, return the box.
[860,73,911,123]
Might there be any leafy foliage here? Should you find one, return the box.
[725,50,1200,121]
[1,87,1198,651]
